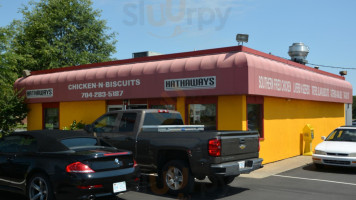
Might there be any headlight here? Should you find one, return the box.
[314,150,326,155]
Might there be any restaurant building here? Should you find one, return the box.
[15,45,353,164]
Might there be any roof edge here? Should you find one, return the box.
[30,46,244,76]
[29,45,345,80]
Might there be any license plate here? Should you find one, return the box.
[113,181,126,193]
[238,161,245,169]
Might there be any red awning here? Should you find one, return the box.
[15,47,352,104]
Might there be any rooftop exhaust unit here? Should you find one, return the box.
[288,42,309,65]
[132,51,162,58]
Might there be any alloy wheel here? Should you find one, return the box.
[29,176,49,200]
[165,166,184,190]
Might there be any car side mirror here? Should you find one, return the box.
[321,136,326,141]
[84,124,94,133]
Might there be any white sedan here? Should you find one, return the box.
[312,126,356,168]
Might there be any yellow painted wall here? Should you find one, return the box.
[27,103,43,130]
[261,97,345,163]
[218,95,246,130]
[176,97,186,121]
[26,95,345,165]
[60,101,106,129]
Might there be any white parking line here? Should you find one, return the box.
[273,175,356,186]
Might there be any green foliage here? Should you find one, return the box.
[1,0,117,135]
[0,27,28,136]
[12,0,117,72]
[70,120,85,130]
[0,27,18,85]
[62,120,85,130]
[0,90,28,136]
[0,0,117,135]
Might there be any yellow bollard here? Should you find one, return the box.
[303,124,314,156]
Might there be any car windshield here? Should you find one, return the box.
[326,129,356,142]
[61,137,99,148]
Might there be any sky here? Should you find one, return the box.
[1,0,356,95]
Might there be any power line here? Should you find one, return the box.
[272,55,355,70]
[308,63,356,70]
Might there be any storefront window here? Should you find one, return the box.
[107,105,124,112]
[189,104,216,130]
[44,108,59,130]
[247,104,263,137]
[127,104,147,109]
[148,98,177,111]
[150,105,176,110]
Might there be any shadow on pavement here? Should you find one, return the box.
[303,163,356,175]
[0,175,249,200]
[0,191,26,200]
[135,175,249,200]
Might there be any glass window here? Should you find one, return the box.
[143,113,184,125]
[127,104,147,109]
[326,129,356,142]
[94,113,119,133]
[189,104,216,130]
[119,113,137,132]
[0,135,37,153]
[0,136,22,153]
[150,105,176,110]
[61,137,98,148]
[44,108,59,130]
[247,104,263,137]
[107,105,124,112]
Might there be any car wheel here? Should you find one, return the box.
[162,160,194,194]
[208,175,238,186]
[28,173,54,200]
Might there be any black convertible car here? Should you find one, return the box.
[0,130,140,200]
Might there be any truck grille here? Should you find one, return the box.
[323,160,351,165]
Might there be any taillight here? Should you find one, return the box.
[158,110,169,113]
[133,159,138,167]
[66,162,95,173]
[104,152,129,156]
[209,138,221,157]
[77,185,103,190]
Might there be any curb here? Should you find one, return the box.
[240,156,313,179]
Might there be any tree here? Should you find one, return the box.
[12,0,117,72]
[0,27,27,136]
[1,0,117,135]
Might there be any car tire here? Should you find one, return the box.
[27,173,54,200]
[162,160,194,194]
[208,175,237,186]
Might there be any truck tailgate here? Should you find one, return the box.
[219,131,259,157]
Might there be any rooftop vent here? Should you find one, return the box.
[132,51,162,58]
[288,42,309,65]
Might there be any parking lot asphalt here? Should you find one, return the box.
[240,155,313,179]
[0,155,315,200]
